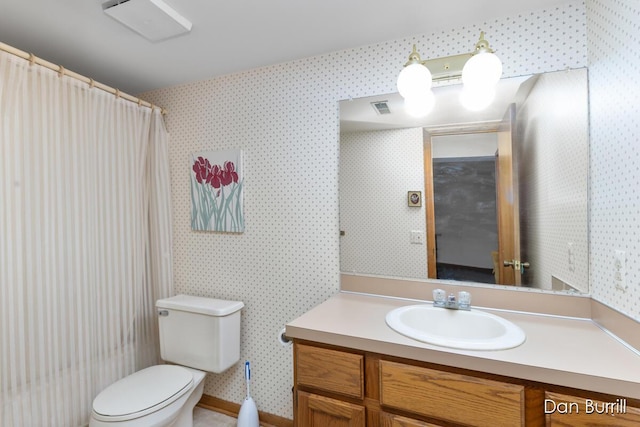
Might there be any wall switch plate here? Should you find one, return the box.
[410,230,424,245]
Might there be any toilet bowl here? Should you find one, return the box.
[90,295,244,427]
[90,365,205,427]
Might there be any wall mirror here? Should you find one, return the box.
[339,68,589,293]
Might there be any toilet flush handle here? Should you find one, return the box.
[158,310,169,317]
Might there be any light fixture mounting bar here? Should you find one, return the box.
[423,52,473,82]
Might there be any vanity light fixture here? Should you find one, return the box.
[397,45,433,98]
[460,32,502,111]
[397,32,503,116]
[396,45,435,117]
[461,32,503,89]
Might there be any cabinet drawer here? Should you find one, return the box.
[545,392,640,426]
[381,412,443,427]
[380,360,525,426]
[295,343,364,399]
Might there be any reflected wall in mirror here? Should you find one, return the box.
[339,69,589,293]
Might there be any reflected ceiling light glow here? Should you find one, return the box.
[404,91,436,118]
[459,86,496,111]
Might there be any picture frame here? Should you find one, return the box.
[408,191,422,207]
[190,149,244,232]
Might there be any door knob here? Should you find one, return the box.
[503,259,530,270]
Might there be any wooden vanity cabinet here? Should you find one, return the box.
[297,391,366,427]
[379,360,526,426]
[293,340,640,427]
[294,342,366,426]
[295,342,364,399]
[380,412,441,427]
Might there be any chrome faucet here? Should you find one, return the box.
[432,289,471,310]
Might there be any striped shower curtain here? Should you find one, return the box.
[0,50,174,426]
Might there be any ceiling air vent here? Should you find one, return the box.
[103,0,192,42]
[371,101,391,115]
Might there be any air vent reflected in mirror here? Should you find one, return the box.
[371,101,391,115]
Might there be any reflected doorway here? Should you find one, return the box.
[424,104,520,285]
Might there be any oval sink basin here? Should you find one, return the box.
[385,305,526,350]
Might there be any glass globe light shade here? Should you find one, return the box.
[404,91,435,118]
[459,86,496,111]
[461,51,503,90]
[397,63,433,99]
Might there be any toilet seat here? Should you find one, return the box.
[92,365,193,422]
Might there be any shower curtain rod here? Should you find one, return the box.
[0,41,166,115]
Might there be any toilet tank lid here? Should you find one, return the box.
[156,294,244,316]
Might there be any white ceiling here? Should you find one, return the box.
[1,0,571,95]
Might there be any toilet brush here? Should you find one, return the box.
[237,361,259,427]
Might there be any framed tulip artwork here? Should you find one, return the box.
[190,149,244,232]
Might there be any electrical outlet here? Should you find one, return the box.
[567,242,575,272]
[614,249,627,291]
[410,230,424,245]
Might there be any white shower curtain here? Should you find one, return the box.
[0,51,174,426]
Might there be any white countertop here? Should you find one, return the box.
[286,291,640,399]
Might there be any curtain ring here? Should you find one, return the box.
[115,89,120,99]
[29,53,36,66]
[58,65,65,78]
[89,78,95,89]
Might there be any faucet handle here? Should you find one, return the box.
[432,288,446,307]
[457,291,471,309]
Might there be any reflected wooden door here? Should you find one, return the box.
[423,133,437,279]
[495,103,521,285]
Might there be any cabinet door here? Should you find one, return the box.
[545,392,640,426]
[381,412,443,427]
[297,391,365,427]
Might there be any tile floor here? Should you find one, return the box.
[193,407,238,427]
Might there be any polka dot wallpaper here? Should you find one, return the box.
[140,0,600,419]
[340,128,427,279]
[587,0,640,319]
[517,69,589,292]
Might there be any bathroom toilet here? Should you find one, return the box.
[90,295,244,427]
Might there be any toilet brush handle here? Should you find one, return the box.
[245,361,251,397]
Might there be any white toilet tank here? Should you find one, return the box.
[156,295,244,373]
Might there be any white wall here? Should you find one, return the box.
[432,133,498,158]
[141,0,590,419]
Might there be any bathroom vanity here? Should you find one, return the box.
[286,292,640,427]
